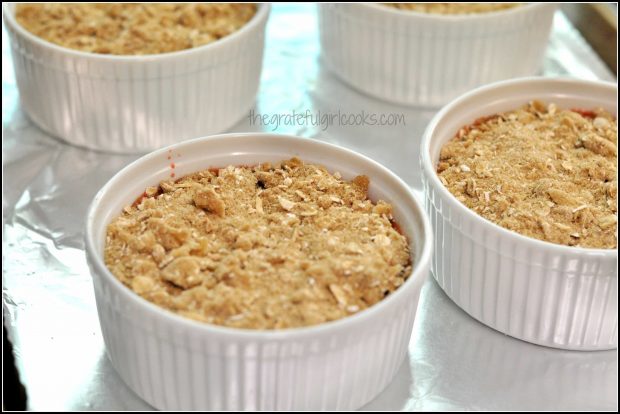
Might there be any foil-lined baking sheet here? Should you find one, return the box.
[2,4,617,411]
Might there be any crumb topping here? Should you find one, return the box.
[15,3,256,55]
[105,158,412,329]
[437,101,617,249]
[383,3,520,15]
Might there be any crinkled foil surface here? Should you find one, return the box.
[2,4,617,411]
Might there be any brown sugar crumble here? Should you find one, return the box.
[15,3,256,55]
[104,158,412,329]
[437,101,617,249]
[382,3,520,15]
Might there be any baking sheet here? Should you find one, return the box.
[2,4,617,411]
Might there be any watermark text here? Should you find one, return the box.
[248,109,406,131]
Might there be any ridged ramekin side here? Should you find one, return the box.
[3,5,269,153]
[420,77,618,350]
[422,172,618,350]
[85,133,432,410]
[318,4,556,107]
[89,253,426,410]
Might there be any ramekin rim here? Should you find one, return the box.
[2,3,270,62]
[421,76,618,257]
[85,132,433,339]
[360,2,547,21]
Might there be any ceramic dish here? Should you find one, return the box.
[3,3,270,153]
[85,133,432,410]
[420,77,617,350]
[318,3,556,107]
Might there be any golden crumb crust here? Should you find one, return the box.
[104,158,412,329]
[15,3,256,55]
[437,101,617,249]
[383,3,520,15]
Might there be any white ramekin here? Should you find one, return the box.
[421,77,618,351]
[3,4,270,153]
[85,133,432,410]
[318,3,557,107]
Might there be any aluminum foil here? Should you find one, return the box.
[2,4,617,411]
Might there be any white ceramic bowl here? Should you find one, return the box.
[421,77,618,351]
[3,4,270,153]
[85,133,432,410]
[318,3,556,107]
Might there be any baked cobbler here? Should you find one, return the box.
[105,158,412,329]
[383,3,520,15]
[15,3,256,55]
[437,101,617,249]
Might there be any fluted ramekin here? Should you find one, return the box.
[318,3,556,107]
[421,77,617,351]
[85,133,432,410]
[3,4,270,153]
